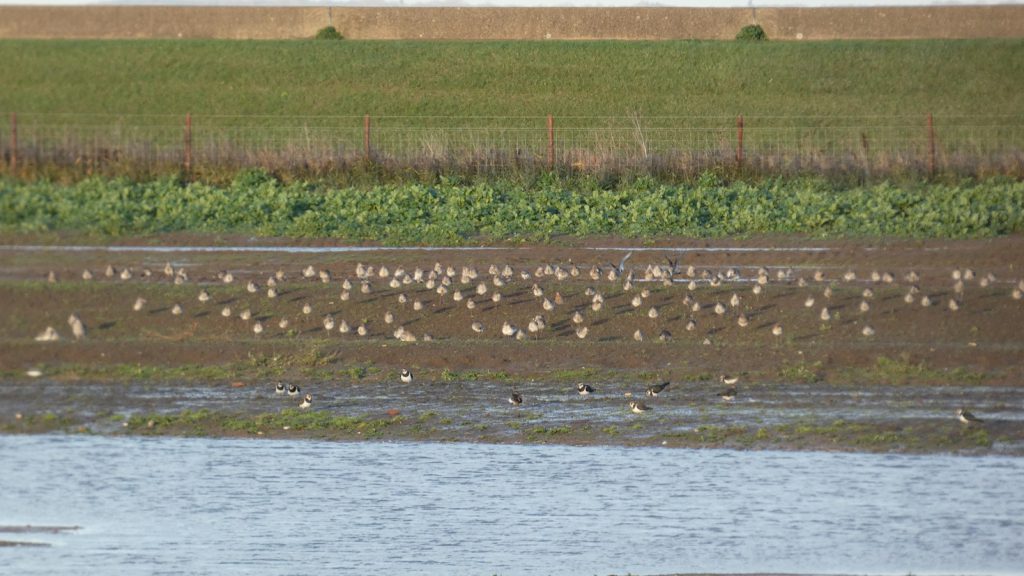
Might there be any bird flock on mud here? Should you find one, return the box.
[32,251,1022,425]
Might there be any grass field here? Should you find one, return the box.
[1,39,1022,117]
[2,39,1023,182]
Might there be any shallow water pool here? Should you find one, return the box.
[1,435,1022,575]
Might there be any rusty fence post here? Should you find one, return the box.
[736,114,744,167]
[9,112,16,174]
[927,112,936,178]
[860,132,871,180]
[183,112,192,175]
[364,114,371,160]
[546,114,554,171]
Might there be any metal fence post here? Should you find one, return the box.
[364,114,371,160]
[184,113,192,174]
[736,114,744,167]
[927,113,935,178]
[9,112,16,174]
[547,114,554,171]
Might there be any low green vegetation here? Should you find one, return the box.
[736,25,767,41]
[859,355,986,386]
[2,173,1021,242]
[314,26,343,40]
[127,408,403,437]
[2,408,1006,453]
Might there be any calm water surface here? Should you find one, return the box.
[2,435,1022,575]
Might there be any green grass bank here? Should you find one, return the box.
[2,173,1021,242]
[2,39,1023,117]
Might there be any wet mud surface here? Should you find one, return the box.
[2,234,1023,453]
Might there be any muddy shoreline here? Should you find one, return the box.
[2,234,1022,454]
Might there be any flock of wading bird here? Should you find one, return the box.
[33,252,1021,424]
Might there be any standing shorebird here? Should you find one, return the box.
[577,383,595,396]
[508,389,523,406]
[957,408,983,425]
[646,381,670,397]
[717,386,737,401]
[401,369,413,384]
[630,400,651,414]
[68,314,86,340]
[287,384,300,396]
[299,394,312,409]
[275,382,286,395]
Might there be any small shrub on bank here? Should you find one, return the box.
[736,24,767,41]
[314,26,343,40]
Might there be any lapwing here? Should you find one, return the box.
[299,394,312,409]
[577,383,594,395]
[508,390,523,406]
[287,384,300,396]
[275,383,286,395]
[630,400,651,413]
[957,408,983,425]
[646,381,670,397]
[401,369,413,384]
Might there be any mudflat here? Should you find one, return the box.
[1,234,1022,453]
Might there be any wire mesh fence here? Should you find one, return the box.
[2,112,1022,180]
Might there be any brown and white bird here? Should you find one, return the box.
[508,390,523,406]
[67,313,86,340]
[957,408,983,425]
[646,381,670,397]
[630,400,651,414]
